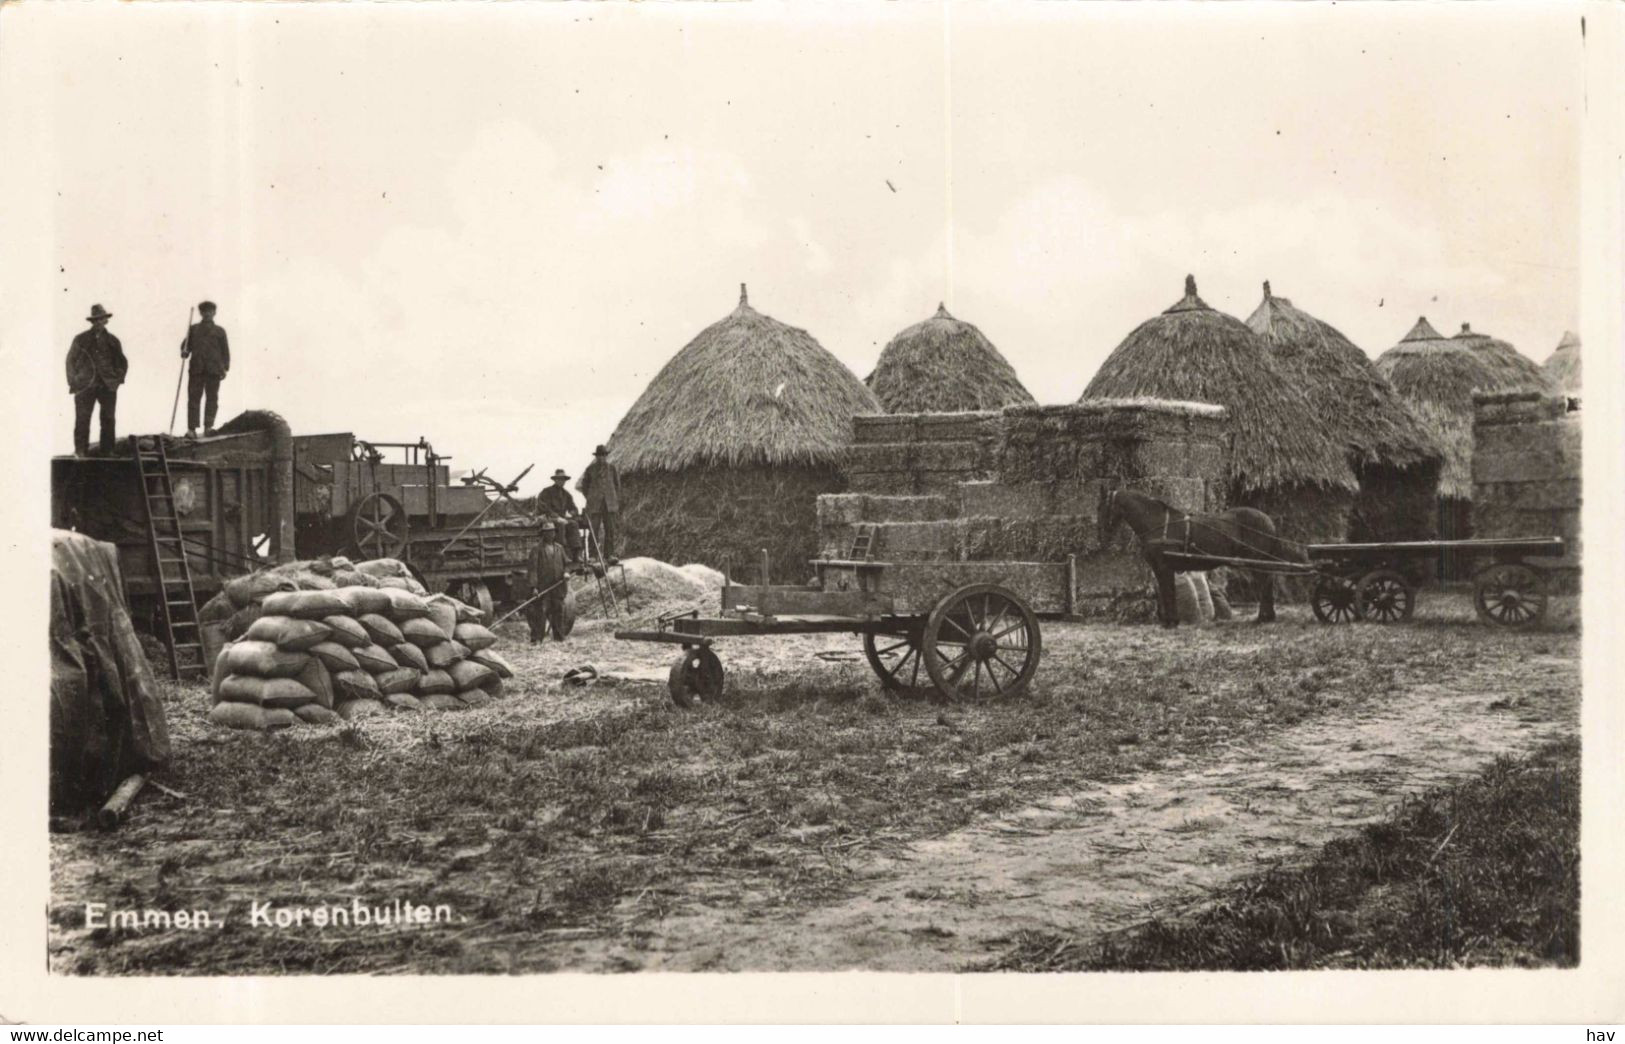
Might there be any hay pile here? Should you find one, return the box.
[866,304,1035,414]
[572,556,725,623]
[199,558,515,731]
[1543,331,1581,394]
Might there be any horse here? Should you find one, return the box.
[1098,487,1306,626]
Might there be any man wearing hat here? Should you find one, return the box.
[65,304,128,456]
[536,468,584,562]
[577,444,623,563]
[180,300,231,438]
[524,519,569,643]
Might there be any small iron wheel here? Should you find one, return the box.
[455,579,496,622]
[1473,563,1548,628]
[349,491,408,560]
[1356,569,1416,624]
[1310,574,1362,624]
[921,584,1041,701]
[668,645,723,709]
[862,625,930,696]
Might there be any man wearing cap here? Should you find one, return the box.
[181,300,231,438]
[536,468,584,562]
[65,304,129,456]
[577,444,622,563]
[525,520,569,643]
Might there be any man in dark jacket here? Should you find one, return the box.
[181,300,230,438]
[66,304,128,456]
[536,468,584,561]
[577,444,623,562]
[525,520,569,643]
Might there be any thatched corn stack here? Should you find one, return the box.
[1451,323,1554,394]
[606,285,880,581]
[1543,330,1581,394]
[1246,282,1441,543]
[866,304,1035,414]
[1081,275,1360,553]
[200,558,514,731]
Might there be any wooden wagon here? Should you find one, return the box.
[616,552,1076,706]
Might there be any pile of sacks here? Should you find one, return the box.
[201,558,516,731]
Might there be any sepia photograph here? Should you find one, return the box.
[2,0,1622,1027]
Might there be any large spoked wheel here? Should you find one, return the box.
[349,492,408,560]
[1356,569,1416,624]
[862,625,930,696]
[921,584,1041,701]
[668,646,723,709]
[1310,574,1362,624]
[1474,563,1549,628]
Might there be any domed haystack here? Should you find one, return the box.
[605,285,880,580]
[1082,275,1359,549]
[866,304,1035,414]
[1543,330,1581,394]
[1246,282,1441,543]
[1451,323,1554,395]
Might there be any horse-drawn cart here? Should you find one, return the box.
[616,553,1073,706]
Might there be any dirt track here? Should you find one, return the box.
[579,650,1578,971]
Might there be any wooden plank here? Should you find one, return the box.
[758,588,893,617]
[1307,537,1566,559]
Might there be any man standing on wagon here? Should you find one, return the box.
[578,443,622,564]
[66,304,128,456]
[181,300,230,438]
[536,468,584,562]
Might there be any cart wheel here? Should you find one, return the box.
[1310,574,1362,624]
[1473,563,1548,628]
[349,492,408,560]
[454,580,496,622]
[1356,569,1415,624]
[668,646,723,708]
[922,584,1041,701]
[862,625,929,696]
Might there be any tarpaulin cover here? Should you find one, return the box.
[50,529,172,814]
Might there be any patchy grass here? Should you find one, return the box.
[989,738,1580,971]
[50,595,1577,974]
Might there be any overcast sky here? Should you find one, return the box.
[6,2,1583,496]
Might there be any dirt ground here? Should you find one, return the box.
[49,592,1579,974]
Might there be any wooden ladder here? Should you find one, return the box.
[132,437,206,681]
[849,523,879,561]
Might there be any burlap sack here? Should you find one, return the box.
[353,644,399,674]
[321,615,370,649]
[334,586,393,617]
[453,623,498,652]
[208,701,266,731]
[384,693,423,713]
[420,693,464,711]
[390,643,430,672]
[425,640,469,669]
[358,613,406,645]
[242,615,332,651]
[263,707,298,729]
[480,676,505,698]
[210,640,235,701]
[226,603,263,641]
[470,649,514,680]
[376,666,422,695]
[380,588,431,618]
[417,669,456,695]
[217,674,316,709]
[262,589,350,620]
[308,641,360,673]
[335,698,386,721]
[199,591,236,624]
[448,658,495,693]
[294,703,343,726]
[297,657,336,710]
[222,641,311,679]
[425,598,459,641]
[333,669,383,701]
[223,571,297,610]
[401,617,448,648]
[327,556,356,571]
[355,558,412,580]
[332,570,379,588]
